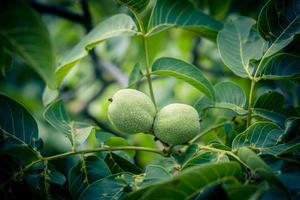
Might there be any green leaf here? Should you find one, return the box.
[147,0,222,40]
[68,156,111,199]
[95,130,114,144]
[232,122,284,151]
[128,63,143,88]
[217,16,266,78]
[171,144,199,165]
[105,137,135,159]
[79,173,133,200]
[237,147,284,188]
[139,165,172,188]
[152,57,215,99]
[56,14,138,85]
[125,162,242,200]
[257,53,300,80]
[253,91,286,127]
[44,100,95,145]
[257,0,300,57]
[44,100,71,136]
[182,151,229,170]
[42,86,59,106]
[48,164,66,186]
[225,183,267,200]
[214,81,247,115]
[116,0,149,14]
[0,0,56,88]
[259,137,300,156]
[0,145,39,166]
[105,153,143,174]
[0,94,39,148]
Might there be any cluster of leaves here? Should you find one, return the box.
[1,0,300,199]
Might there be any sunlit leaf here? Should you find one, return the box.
[56,14,138,85]
[116,0,149,14]
[147,0,222,39]
[217,16,266,78]
[125,162,242,200]
[214,81,247,115]
[152,57,215,99]
[257,0,300,57]
[0,0,56,88]
[128,63,143,88]
[68,156,111,199]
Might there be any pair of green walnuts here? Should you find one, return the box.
[108,89,200,145]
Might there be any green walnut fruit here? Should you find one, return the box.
[108,89,156,134]
[153,103,200,145]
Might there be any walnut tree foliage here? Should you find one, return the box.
[1,0,300,199]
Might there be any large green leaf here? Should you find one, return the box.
[125,162,242,200]
[68,156,111,199]
[0,0,56,88]
[79,173,133,200]
[116,0,149,14]
[152,57,215,99]
[253,91,286,127]
[257,0,300,58]
[147,0,222,39]
[214,81,247,115]
[237,147,284,188]
[217,16,265,78]
[232,122,283,150]
[0,95,39,148]
[56,14,137,85]
[257,54,300,80]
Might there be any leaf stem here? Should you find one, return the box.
[190,122,228,143]
[43,146,165,161]
[3,146,164,187]
[43,160,51,200]
[133,10,157,108]
[142,35,156,108]
[246,79,256,127]
[198,145,250,169]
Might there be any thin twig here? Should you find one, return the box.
[30,1,84,23]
